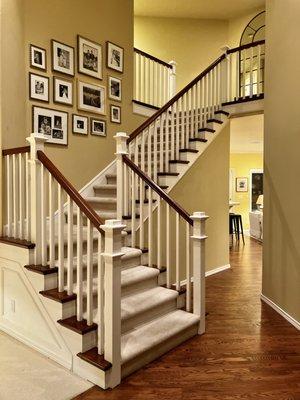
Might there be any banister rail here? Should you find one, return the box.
[37,150,104,233]
[134,48,172,69]
[2,146,30,156]
[122,154,193,225]
[227,39,265,54]
[130,53,226,143]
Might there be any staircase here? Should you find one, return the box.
[0,39,264,389]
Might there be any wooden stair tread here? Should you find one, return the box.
[207,118,223,124]
[198,128,215,133]
[0,237,35,249]
[179,148,198,153]
[169,160,189,164]
[215,110,230,116]
[24,264,58,275]
[189,138,208,143]
[57,316,97,334]
[77,347,112,371]
[40,288,77,303]
[222,93,264,106]
[157,172,179,176]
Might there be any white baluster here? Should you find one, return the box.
[86,219,93,325]
[25,152,30,241]
[76,207,83,321]
[171,103,175,160]
[148,187,153,266]
[12,154,18,238]
[191,211,208,334]
[48,172,55,267]
[166,203,171,288]
[58,184,64,292]
[169,61,177,99]
[131,170,136,247]
[18,154,24,239]
[154,119,158,181]
[186,222,191,312]
[6,156,12,237]
[67,196,74,295]
[41,163,47,265]
[139,178,144,249]
[97,231,104,354]
[157,198,161,269]
[175,213,180,291]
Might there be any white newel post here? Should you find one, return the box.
[114,132,128,221]
[101,219,126,388]
[26,133,48,265]
[220,45,230,103]
[169,60,177,99]
[191,211,209,334]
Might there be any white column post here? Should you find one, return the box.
[190,211,209,335]
[26,133,48,265]
[114,132,129,221]
[220,45,230,104]
[169,60,177,99]
[101,219,126,388]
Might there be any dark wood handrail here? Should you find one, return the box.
[2,146,30,156]
[128,53,226,143]
[123,155,193,225]
[37,151,105,234]
[134,47,172,69]
[227,39,265,54]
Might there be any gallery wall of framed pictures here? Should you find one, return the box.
[29,35,124,146]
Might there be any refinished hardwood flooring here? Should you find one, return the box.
[74,238,300,400]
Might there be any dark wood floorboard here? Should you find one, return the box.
[73,238,300,400]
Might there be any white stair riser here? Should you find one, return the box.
[179,152,198,162]
[207,121,222,130]
[169,163,189,174]
[93,187,117,197]
[158,174,178,187]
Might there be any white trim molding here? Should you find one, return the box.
[261,294,300,331]
[205,264,231,277]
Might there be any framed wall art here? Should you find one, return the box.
[90,118,106,137]
[72,114,88,135]
[78,81,106,115]
[236,177,248,192]
[108,76,122,102]
[53,76,73,106]
[106,41,124,73]
[30,44,47,71]
[52,39,75,76]
[32,106,68,145]
[78,35,102,80]
[110,105,121,124]
[29,72,49,102]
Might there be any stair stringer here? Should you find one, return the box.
[0,243,73,369]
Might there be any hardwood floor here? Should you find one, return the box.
[74,238,300,400]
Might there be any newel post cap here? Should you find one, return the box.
[190,211,209,221]
[26,132,48,145]
[113,132,129,140]
[100,219,126,232]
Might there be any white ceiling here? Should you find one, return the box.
[134,0,265,20]
[230,114,264,154]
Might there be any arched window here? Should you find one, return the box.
[239,11,265,97]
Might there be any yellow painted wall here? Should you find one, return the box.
[263,0,300,323]
[134,16,228,90]
[230,153,263,230]
[1,0,145,191]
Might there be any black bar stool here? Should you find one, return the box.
[229,213,245,244]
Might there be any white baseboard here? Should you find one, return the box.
[205,264,231,277]
[261,294,300,330]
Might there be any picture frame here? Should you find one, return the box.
[78,80,106,115]
[77,35,102,80]
[110,105,121,124]
[90,118,106,137]
[32,106,68,145]
[108,76,122,102]
[236,177,248,192]
[52,39,75,76]
[72,114,88,135]
[30,44,47,71]
[106,41,124,73]
[29,72,49,103]
[53,76,73,106]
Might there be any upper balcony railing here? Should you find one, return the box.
[133,48,176,109]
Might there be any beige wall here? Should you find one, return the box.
[230,153,263,230]
[171,123,230,272]
[1,0,145,191]
[134,16,228,91]
[263,0,300,323]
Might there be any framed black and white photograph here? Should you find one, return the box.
[53,76,73,106]
[33,106,68,145]
[91,118,106,137]
[236,177,248,192]
[110,105,121,124]
[78,81,106,115]
[52,39,74,76]
[108,76,122,101]
[106,41,124,73]
[29,73,49,102]
[73,114,88,135]
[78,35,102,80]
[30,45,47,71]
